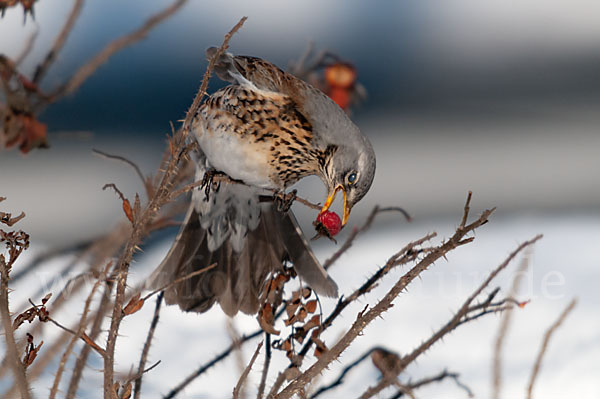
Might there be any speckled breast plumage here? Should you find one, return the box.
[195,85,324,189]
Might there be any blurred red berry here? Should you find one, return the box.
[324,63,356,89]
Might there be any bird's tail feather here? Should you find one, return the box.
[148,203,337,316]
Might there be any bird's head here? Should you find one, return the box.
[319,140,376,227]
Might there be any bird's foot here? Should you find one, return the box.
[200,169,225,200]
[274,189,297,213]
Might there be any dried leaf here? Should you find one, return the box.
[284,314,297,327]
[518,300,530,308]
[305,299,317,313]
[258,303,279,335]
[13,307,37,330]
[302,315,321,332]
[123,293,144,315]
[22,333,43,368]
[119,382,132,399]
[313,337,328,358]
[41,293,52,305]
[282,338,292,352]
[285,301,300,318]
[371,347,401,376]
[19,115,49,153]
[122,198,133,223]
[296,307,308,323]
[13,294,51,330]
[293,328,307,344]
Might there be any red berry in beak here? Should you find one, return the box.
[316,210,342,237]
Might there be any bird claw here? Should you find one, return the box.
[200,169,224,200]
[275,189,297,213]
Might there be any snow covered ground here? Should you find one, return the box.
[2,210,598,398]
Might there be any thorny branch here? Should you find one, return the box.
[324,206,411,270]
[355,234,542,399]
[275,193,496,399]
[526,299,577,399]
[492,252,531,399]
[32,0,84,84]
[257,333,272,399]
[102,16,247,399]
[234,341,264,399]
[388,369,474,399]
[309,348,374,398]
[49,261,112,399]
[66,282,114,399]
[0,200,31,399]
[23,298,106,357]
[134,292,164,399]
[164,330,263,399]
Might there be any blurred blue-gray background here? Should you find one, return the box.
[0,1,599,398]
[1,0,599,244]
[1,0,599,245]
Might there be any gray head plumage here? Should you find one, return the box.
[305,89,376,226]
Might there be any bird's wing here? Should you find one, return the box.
[207,47,309,101]
[206,47,355,147]
[149,157,337,316]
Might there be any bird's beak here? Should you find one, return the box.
[320,184,351,227]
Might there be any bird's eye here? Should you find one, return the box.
[347,172,358,185]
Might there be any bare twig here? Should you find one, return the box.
[94,149,151,197]
[0,206,31,399]
[30,301,106,357]
[33,0,84,83]
[257,333,272,399]
[267,372,288,399]
[388,369,473,399]
[133,292,164,399]
[15,28,39,67]
[492,251,531,399]
[103,183,128,202]
[49,261,111,399]
[164,329,262,398]
[48,0,188,101]
[309,348,374,398]
[233,341,264,399]
[66,282,114,399]
[526,299,577,399]
[124,360,162,388]
[324,206,411,270]
[294,232,436,368]
[165,303,287,398]
[0,283,31,399]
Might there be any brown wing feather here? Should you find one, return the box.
[149,200,337,316]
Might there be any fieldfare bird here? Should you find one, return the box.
[149,48,376,316]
